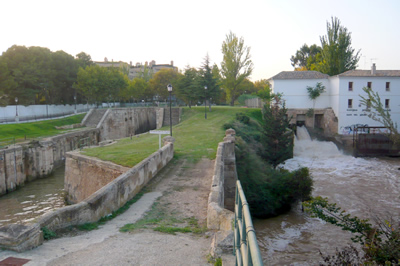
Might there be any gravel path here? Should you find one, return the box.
[0,158,216,266]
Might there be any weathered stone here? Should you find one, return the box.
[0,223,43,252]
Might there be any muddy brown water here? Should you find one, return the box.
[255,126,400,265]
[0,166,66,226]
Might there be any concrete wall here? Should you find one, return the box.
[207,129,237,231]
[0,140,174,252]
[0,129,99,196]
[0,104,94,121]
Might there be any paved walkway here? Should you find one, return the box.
[0,159,219,266]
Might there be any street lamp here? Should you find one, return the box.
[15,97,19,122]
[74,95,77,114]
[204,86,207,119]
[167,84,173,136]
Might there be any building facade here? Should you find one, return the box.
[94,58,178,80]
[269,64,400,136]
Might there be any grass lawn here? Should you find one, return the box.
[82,106,262,167]
[0,114,86,143]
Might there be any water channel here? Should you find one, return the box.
[0,166,66,227]
[254,126,400,265]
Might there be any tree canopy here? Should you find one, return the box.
[290,17,361,75]
[220,31,253,105]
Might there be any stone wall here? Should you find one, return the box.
[65,152,131,204]
[0,129,99,196]
[287,108,338,137]
[0,140,174,252]
[98,108,164,141]
[207,129,237,231]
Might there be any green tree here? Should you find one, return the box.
[254,79,273,103]
[136,65,154,82]
[290,44,322,70]
[175,66,201,108]
[306,82,326,128]
[75,52,93,69]
[149,68,181,101]
[360,87,400,144]
[220,31,253,106]
[74,65,128,105]
[261,95,293,168]
[199,54,220,109]
[316,17,361,75]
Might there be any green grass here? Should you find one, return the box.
[82,106,261,167]
[119,199,207,235]
[0,114,86,142]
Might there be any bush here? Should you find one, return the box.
[236,136,313,218]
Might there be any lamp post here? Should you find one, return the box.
[74,95,77,114]
[167,84,173,136]
[204,86,207,119]
[15,97,19,122]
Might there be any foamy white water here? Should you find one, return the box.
[255,126,400,265]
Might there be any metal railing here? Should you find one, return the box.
[79,137,92,150]
[234,180,263,266]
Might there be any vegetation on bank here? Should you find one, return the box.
[224,104,313,218]
[0,113,85,142]
[304,197,400,265]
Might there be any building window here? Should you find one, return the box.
[348,99,353,108]
[348,82,353,91]
[386,82,390,91]
[367,82,372,88]
[385,99,390,109]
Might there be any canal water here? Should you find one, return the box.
[254,126,400,265]
[0,166,66,227]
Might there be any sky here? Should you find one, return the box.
[1,0,400,81]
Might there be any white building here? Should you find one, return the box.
[269,64,400,136]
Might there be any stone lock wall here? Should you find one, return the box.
[0,128,99,196]
[65,152,131,204]
[0,139,174,252]
[98,108,164,141]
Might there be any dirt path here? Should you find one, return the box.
[0,158,216,266]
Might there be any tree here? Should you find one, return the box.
[199,54,220,110]
[74,65,128,105]
[290,44,322,70]
[220,31,253,106]
[175,66,201,108]
[316,17,361,76]
[360,87,400,144]
[254,79,273,103]
[261,95,293,168]
[75,52,93,69]
[149,68,181,101]
[136,65,153,82]
[306,82,326,128]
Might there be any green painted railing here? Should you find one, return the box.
[234,180,263,266]
[79,137,92,150]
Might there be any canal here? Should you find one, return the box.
[0,166,66,227]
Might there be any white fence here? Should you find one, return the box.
[0,104,95,124]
